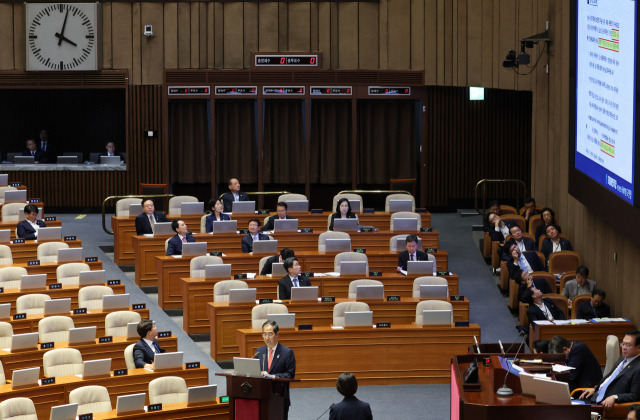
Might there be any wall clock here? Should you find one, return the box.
[25,3,101,71]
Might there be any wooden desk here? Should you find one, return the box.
[0,260,103,281]
[236,324,480,387]
[157,251,449,309]
[113,211,432,265]
[530,321,635,365]
[93,401,229,420]
[206,297,469,360]
[0,335,177,378]
[3,239,82,264]
[135,230,440,287]
[0,219,62,240]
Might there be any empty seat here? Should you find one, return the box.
[56,262,91,286]
[199,214,207,233]
[332,194,364,213]
[0,266,27,290]
[0,245,12,265]
[78,286,114,310]
[105,311,142,337]
[149,376,188,404]
[412,276,448,298]
[334,252,369,273]
[124,344,136,370]
[277,193,307,204]
[0,397,37,420]
[37,242,70,263]
[385,193,415,212]
[214,280,249,303]
[1,203,22,222]
[168,196,198,215]
[16,294,51,315]
[347,279,383,299]
[389,212,421,231]
[43,348,83,377]
[332,302,370,327]
[115,198,142,217]
[548,251,581,275]
[318,231,351,252]
[38,315,75,343]
[415,300,453,324]
[69,385,113,415]
[0,322,13,349]
[251,303,288,329]
[0,187,17,206]
[190,255,224,278]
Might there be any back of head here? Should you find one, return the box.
[532,339,549,353]
[280,248,295,260]
[548,336,571,354]
[137,319,153,338]
[336,372,358,397]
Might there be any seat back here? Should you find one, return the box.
[251,303,288,329]
[385,193,415,212]
[528,214,543,235]
[0,322,13,349]
[199,214,207,233]
[0,266,28,290]
[559,271,577,292]
[168,196,198,215]
[331,194,364,213]
[105,311,142,337]
[124,344,136,370]
[543,293,569,319]
[0,360,4,385]
[149,376,188,405]
[412,276,448,298]
[0,397,37,420]
[214,280,249,302]
[0,245,13,265]
[500,205,517,215]
[604,335,621,377]
[415,300,453,324]
[258,256,271,274]
[69,385,112,415]
[389,212,421,231]
[190,255,224,278]
[571,294,592,319]
[38,316,75,343]
[334,252,368,273]
[0,203,22,221]
[78,286,114,310]
[277,193,307,204]
[37,242,70,263]
[42,348,83,377]
[0,187,17,205]
[500,214,525,232]
[16,294,51,315]
[548,251,581,275]
[318,231,350,252]
[115,198,142,217]
[347,279,383,299]
[56,263,91,286]
[332,302,370,327]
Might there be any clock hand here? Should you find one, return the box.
[57,8,69,46]
[54,32,77,47]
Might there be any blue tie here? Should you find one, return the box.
[153,341,161,353]
[596,359,627,402]
[519,255,528,272]
[293,277,299,287]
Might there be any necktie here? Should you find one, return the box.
[293,277,299,287]
[31,151,35,156]
[268,349,274,370]
[41,143,46,151]
[182,236,187,243]
[153,341,161,354]
[149,215,155,233]
[596,359,627,402]
[519,255,528,272]
[410,254,414,261]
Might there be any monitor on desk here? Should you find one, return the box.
[82,358,111,378]
[393,218,418,231]
[271,262,286,277]
[290,286,319,302]
[37,227,62,241]
[10,332,39,351]
[355,285,384,300]
[116,393,146,415]
[267,313,295,329]
[154,351,183,370]
[0,230,10,243]
[333,219,358,232]
[233,357,261,378]
[347,200,361,213]
[395,237,422,251]
[43,298,71,316]
[182,242,207,257]
[285,200,308,213]
[232,201,255,214]
[388,199,413,212]
[419,284,449,299]
[344,311,373,327]
[340,261,368,276]
[422,309,453,326]
[228,288,257,304]
[181,202,204,215]
[78,270,106,286]
[20,274,46,290]
[325,238,351,252]
[56,156,78,164]
[212,220,237,233]
[0,174,7,186]
[187,384,218,406]
[102,293,130,310]
[13,156,35,165]
[49,403,78,420]
[252,239,278,254]
[204,264,232,279]
[58,247,83,263]
[532,376,573,405]
[11,367,40,389]
[274,218,298,232]
[4,189,27,203]
[99,156,122,165]
[127,322,139,339]
[68,326,97,345]
[153,222,174,236]
[0,303,10,320]
[407,261,435,276]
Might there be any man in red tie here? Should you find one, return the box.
[255,320,296,420]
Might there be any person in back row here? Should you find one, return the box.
[329,198,357,231]
[205,198,231,233]
[100,141,124,162]
[221,177,249,212]
[549,335,602,391]
[576,288,611,320]
[561,265,596,303]
[135,198,169,235]
[262,202,294,231]
[16,204,45,240]
[520,196,540,232]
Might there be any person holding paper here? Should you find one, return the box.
[523,285,565,328]
[329,373,373,420]
[278,257,311,300]
[133,319,165,369]
[205,198,231,233]
[549,335,602,391]
[262,202,294,231]
[396,234,427,272]
[221,178,249,212]
[166,218,195,256]
[16,204,45,240]
[135,198,169,235]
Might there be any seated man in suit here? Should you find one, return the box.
[100,141,124,162]
[135,198,169,235]
[262,202,294,231]
[501,225,536,261]
[579,330,640,411]
[549,335,602,391]
[261,248,295,276]
[254,320,296,420]
[166,218,195,256]
[482,199,501,234]
[278,257,311,300]
[221,178,250,212]
[330,372,373,420]
[16,204,45,240]
[22,138,45,163]
[241,218,270,253]
[523,285,565,328]
[397,234,427,272]
[576,288,611,320]
[504,242,550,301]
[520,196,540,232]
[562,265,596,302]
[133,319,165,369]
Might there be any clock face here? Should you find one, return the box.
[26,3,100,71]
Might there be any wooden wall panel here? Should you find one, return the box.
[140,3,164,84]
[163,3,178,69]
[259,3,279,52]
[111,3,133,72]
[12,4,24,70]
[409,0,423,71]
[466,0,482,86]
[102,3,113,69]
[423,0,437,85]
[244,3,258,68]
[223,3,244,69]
[288,2,311,52]
[337,2,358,69]
[131,2,142,84]
[177,2,190,68]
[387,0,411,70]
[0,4,14,70]
[190,3,200,69]
[278,2,288,52]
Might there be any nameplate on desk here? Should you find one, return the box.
[45,216,56,222]
[107,279,121,285]
[450,295,464,301]
[29,198,41,203]
[210,251,222,257]
[99,336,113,343]
[420,227,432,232]
[258,298,273,304]
[234,274,247,279]
[12,238,25,244]
[73,308,87,315]
[353,248,366,254]
[85,257,98,262]
[376,322,391,328]
[310,208,323,214]
[425,248,437,253]
[386,296,401,302]
[321,296,335,303]
[10,182,21,187]
[41,342,55,349]
[132,303,146,310]
[437,271,451,276]
[221,396,229,403]
[369,271,382,277]
[114,368,128,376]
[298,324,312,330]
[257,209,270,215]
[300,228,313,233]
[79,414,93,420]
[302,272,314,278]
[359,227,374,233]
[158,331,171,338]
[148,404,162,412]
[239,229,249,234]
[48,283,62,290]
[13,313,26,320]
[64,236,76,241]
[41,377,56,385]
[455,321,470,327]
[186,362,201,369]
[28,260,40,266]
[363,208,375,214]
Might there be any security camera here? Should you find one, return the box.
[144,25,154,38]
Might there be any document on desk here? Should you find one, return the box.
[533,320,554,326]
[399,270,408,276]
[553,320,573,325]
[570,319,590,325]
[324,272,340,277]
[592,317,629,323]
[552,364,575,373]
[246,273,257,279]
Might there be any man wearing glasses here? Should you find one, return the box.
[254,320,296,420]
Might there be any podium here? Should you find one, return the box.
[218,373,299,420]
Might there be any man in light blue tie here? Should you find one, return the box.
[277,257,311,300]
[579,330,640,411]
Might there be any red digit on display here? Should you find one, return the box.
[280,57,286,64]
[405,89,409,93]
[385,88,389,93]
[310,57,316,65]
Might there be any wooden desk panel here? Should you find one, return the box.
[157,251,449,309]
[530,321,635,365]
[236,324,480,387]
[205,298,469,360]
[93,401,229,420]
[0,260,103,281]
[0,219,62,240]
[3,239,82,264]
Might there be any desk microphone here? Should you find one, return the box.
[496,331,527,397]
[503,329,526,355]
[314,403,335,420]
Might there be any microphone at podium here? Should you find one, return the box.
[496,330,527,397]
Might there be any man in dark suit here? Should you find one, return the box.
[254,320,296,420]
[221,178,250,212]
[100,141,124,162]
[22,139,46,163]
[278,257,311,300]
[576,289,611,320]
[166,218,195,256]
[520,196,540,232]
[501,225,536,261]
[580,330,640,411]
[16,204,45,240]
[262,202,294,231]
[37,129,56,163]
[133,319,165,369]
[523,285,565,328]
[549,336,602,391]
[329,372,373,420]
[241,218,270,253]
[396,234,427,271]
[261,248,295,276]
[135,198,169,235]
[504,242,550,301]
[482,199,501,234]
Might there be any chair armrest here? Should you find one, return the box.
[570,388,590,398]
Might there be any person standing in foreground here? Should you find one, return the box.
[329,372,373,420]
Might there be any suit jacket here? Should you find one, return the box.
[241,233,271,253]
[507,251,545,280]
[576,300,611,320]
[262,214,294,231]
[328,212,357,231]
[590,355,640,403]
[540,237,573,264]
[16,219,46,240]
[527,297,566,327]
[520,209,541,231]
[22,148,46,162]
[166,233,195,256]
[135,211,169,235]
[566,340,603,391]
[221,191,250,213]
[487,220,517,242]
[517,277,553,303]
[329,396,373,420]
[254,344,296,407]
[278,275,312,300]
[501,237,537,261]
[397,250,428,269]
[133,338,166,368]
[562,279,597,300]
[260,255,280,276]
[38,142,56,163]
[205,213,231,233]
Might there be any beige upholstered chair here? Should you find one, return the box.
[415,300,453,324]
[332,302,370,327]
[332,194,364,213]
[69,385,113,415]
[199,214,208,233]
[0,361,5,385]
[277,193,307,204]
[168,196,198,215]
[0,203,22,222]
[124,344,136,370]
[258,256,272,274]
[78,286,114,310]
[389,234,423,251]
[389,212,421,232]
[38,316,75,343]
[347,279,383,299]
[149,376,188,404]
[0,322,13,349]
[0,245,12,265]
[105,311,142,337]
[37,242,70,263]
[43,348,83,377]
[213,280,249,303]
[115,198,142,217]
[165,238,171,252]
[16,294,51,315]
[412,277,449,298]
[56,263,90,286]
[0,397,37,420]
[385,193,416,212]
[251,303,288,329]
[604,335,621,376]
[318,232,351,252]
[190,255,224,278]
[0,266,28,290]
[334,252,369,273]
[0,187,17,205]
